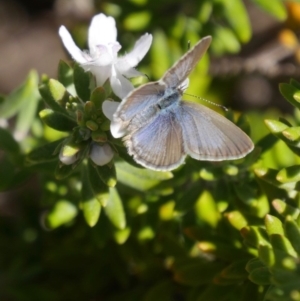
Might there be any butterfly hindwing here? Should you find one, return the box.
[124,110,185,170]
[178,101,254,161]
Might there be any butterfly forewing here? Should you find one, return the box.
[114,82,166,122]
[178,101,254,161]
[124,111,185,170]
[161,36,212,88]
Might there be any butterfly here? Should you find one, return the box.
[111,36,254,171]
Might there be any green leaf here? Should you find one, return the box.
[248,267,270,285]
[26,138,64,164]
[39,109,77,132]
[73,64,90,101]
[81,163,101,227]
[0,70,39,119]
[270,234,298,258]
[173,260,226,286]
[14,87,40,140]
[272,199,300,219]
[90,86,107,110]
[277,165,300,183]
[46,200,78,229]
[225,211,248,230]
[279,83,300,110]
[258,245,275,267]
[88,160,110,206]
[252,0,287,20]
[240,226,270,248]
[57,60,75,94]
[284,216,300,255]
[218,0,251,42]
[219,259,249,280]
[211,26,241,54]
[55,142,89,179]
[265,214,284,236]
[94,163,117,187]
[104,187,126,229]
[0,128,20,154]
[245,258,265,273]
[115,161,173,191]
[39,79,70,115]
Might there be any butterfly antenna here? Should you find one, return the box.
[184,93,228,111]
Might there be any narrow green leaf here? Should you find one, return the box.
[88,160,110,206]
[81,163,101,227]
[225,211,248,230]
[211,26,241,54]
[290,78,300,89]
[173,261,226,286]
[104,187,126,229]
[46,200,78,229]
[265,214,284,236]
[26,138,64,164]
[0,128,20,154]
[218,0,251,42]
[258,245,275,267]
[277,165,300,183]
[0,70,39,119]
[252,0,287,20]
[39,79,69,115]
[219,259,249,280]
[39,109,77,132]
[284,216,300,255]
[270,234,298,258]
[248,267,270,285]
[113,227,131,245]
[279,83,300,110]
[245,258,265,273]
[240,226,270,248]
[115,161,173,191]
[14,86,40,140]
[58,60,74,91]
[272,199,300,219]
[94,163,117,187]
[73,64,90,101]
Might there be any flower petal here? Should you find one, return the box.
[102,100,120,121]
[110,67,134,99]
[88,13,117,51]
[58,26,88,64]
[110,118,128,139]
[116,33,152,75]
[88,64,111,86]
[90,143,114,166]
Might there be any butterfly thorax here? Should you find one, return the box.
[157,88,181,110]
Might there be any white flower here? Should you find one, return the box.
[89,143,114,166]
[102,99,126,138]
[58,13,152,99]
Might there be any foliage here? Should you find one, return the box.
[1,1,300,301]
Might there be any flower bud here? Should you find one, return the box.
[90,143,114,166]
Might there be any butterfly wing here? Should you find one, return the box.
[124,110,185,171]
[178,101,254,161]
[161,36,212,88]
[112,36,212,138]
